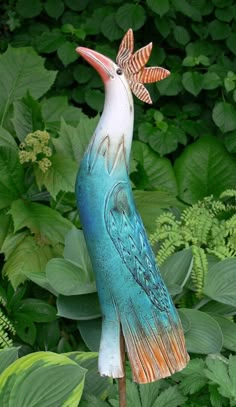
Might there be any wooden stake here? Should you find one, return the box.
[118,329,126,407]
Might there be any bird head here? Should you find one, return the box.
[76,29,170,104]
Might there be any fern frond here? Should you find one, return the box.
[207,246,236,260]
[191,245,208,298]
[220,189,236,199]
[156,239,183,266]
[0,309,15,349]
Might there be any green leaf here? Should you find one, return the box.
[174,26,190,45]
[172,0,202,21]
[12,93,43,142]
[134,190,184,234]
[175,136,236,203]
[180,308,223,354]
[227,33,236,55]
[209,20,230,40]
[85,89,104,112]
[147,0,170,17]
[57,293,101,320]
[204,258,236,307]
[0,127,17,149]
[16,0,42,18]
[0,146,25,209]
[224,131,236,153]
[44,0,64,19]
[153,385,186,407]
[0,352,86,407]
[0,347,19,375]
[212,102,236,133]
[18,299,57,322]
[64,228,94,281]
[210,315,236,352]
[36,31,65,53]
[57,42,78,66]
[156,73,183,96]
[0,46,57,126]
[77,319,102,352]
[46,258,96,296]
[131,141,178,194]
[41,96,82,131]
[202,72,221,90]
[36,321,60,350]
[182,72,204,96]
[204,355,236,400]
[160,248,193,295]
[149,125,186,156]
[14,312,37,345]
[101,14,123,41]
[65,0,88,11]
[179,359,208,395]
[2,234,60,289]
[116,4,146,31]
[9,200,73,244]
[68,352,111,399]
[34,153,78,200]
[55,115,98,162]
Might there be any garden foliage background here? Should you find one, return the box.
[0,0,236,406]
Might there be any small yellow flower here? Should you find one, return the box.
[18,130,52,172]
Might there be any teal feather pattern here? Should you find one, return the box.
[76,29,189,383]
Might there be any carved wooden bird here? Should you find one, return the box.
[76,29,189,384]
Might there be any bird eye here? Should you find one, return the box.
[116,68,122,75]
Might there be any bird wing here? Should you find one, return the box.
[104,181,171,313]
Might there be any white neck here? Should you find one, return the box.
[87,76,134,176]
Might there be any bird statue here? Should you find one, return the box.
[75,29,189,392]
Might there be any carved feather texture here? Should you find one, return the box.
[116,29,170,104]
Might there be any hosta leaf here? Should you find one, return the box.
[64,228,94,280]
[46,258,96,296]
[0,46,56,126]
[19,299,57,322]
[212,102,236,133]
[57,293,101,320]
[77,319,102,352]
[204,258,236,307]
[14,312,37,345]
[0,146,25,210]
[175,136,236,203]
[160,248,193,294]
[9,200,73,244]
[67,352,111,400]
[0,352,86,407]
[180,308,223,354]
[116,4,146,31]
[0,348,19,375]
[210,315,236,352]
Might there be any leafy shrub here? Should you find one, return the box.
[0,0,236,405]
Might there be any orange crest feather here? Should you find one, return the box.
[116,29,170,104]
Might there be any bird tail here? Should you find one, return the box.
[121,306,189,384]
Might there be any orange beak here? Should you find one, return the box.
[76,47,114,82]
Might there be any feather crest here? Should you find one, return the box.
[116,29,170,104]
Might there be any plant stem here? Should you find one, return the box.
[118,329,126,407]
